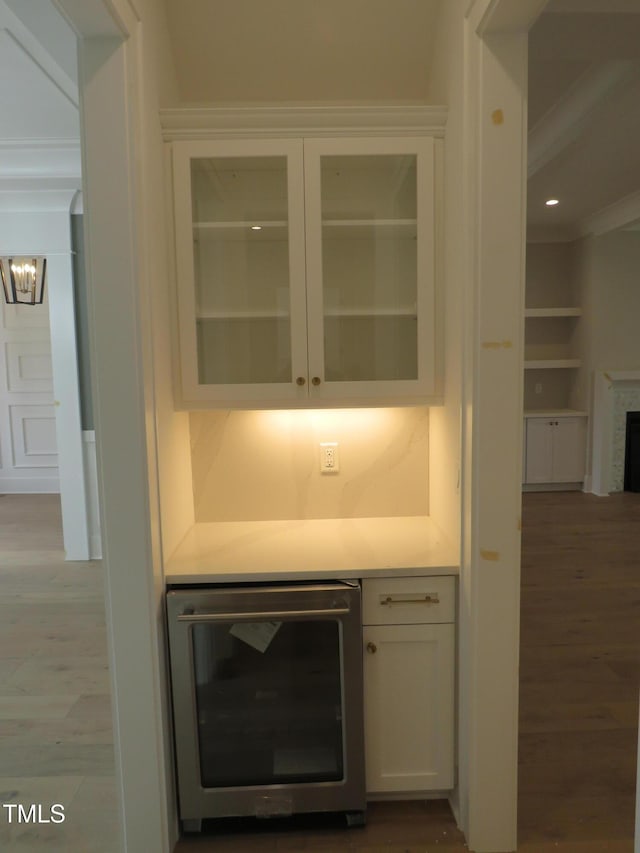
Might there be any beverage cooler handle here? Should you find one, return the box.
[177,606,350,623]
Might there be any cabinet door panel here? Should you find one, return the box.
[525,418,554,484]
[304,138,435,403]
[552,417,586,482]
[363,623,454,793]
[173,139,307,405]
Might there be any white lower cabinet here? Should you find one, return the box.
[362,576,455,795]
[524,415,587,485]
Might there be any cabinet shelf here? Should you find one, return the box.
[196,307,417,321]
[196,310,289,320]
[194,221,288,242]
[324,307,417,319]
[524,307,581,318]
[524,359,581,369]
[322,219,417,240]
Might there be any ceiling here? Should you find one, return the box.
[0,0,80,187]
[527,0,640,238]
[3,0,639,241]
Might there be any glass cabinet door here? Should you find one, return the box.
[304,138,435,400]
[173,140,307,403]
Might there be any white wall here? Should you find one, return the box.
[426,0,463,554]
[576,229,640,380]
[573,229,640,476]
[163,0,442,104]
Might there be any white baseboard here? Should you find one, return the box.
[522,482,583,493]
[0,477,60,493]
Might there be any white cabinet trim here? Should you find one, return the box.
[161,105,447,141]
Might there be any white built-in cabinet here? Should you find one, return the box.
[523,414,587,486]
[362,576,455,795]
[171,136,439,409]
[522,242,587,489]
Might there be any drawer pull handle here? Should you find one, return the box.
[366,642,377,654]
[379,594,440,606]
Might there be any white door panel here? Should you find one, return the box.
[0,291,58,492]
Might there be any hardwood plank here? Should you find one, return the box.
[518,491,640,848]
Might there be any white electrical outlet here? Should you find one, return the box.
[320,442,339,474]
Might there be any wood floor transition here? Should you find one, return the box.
[0,491,637,852]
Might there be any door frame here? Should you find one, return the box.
[52,1,177,850]
[0,190,90,560]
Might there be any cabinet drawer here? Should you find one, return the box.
[362,576,455,625]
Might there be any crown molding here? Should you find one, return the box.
[528,61,638,178]
[0,139,81,179]
[160,104,448,141]
[0,186,77,213]
[526,224,578,243]
[576,188,640,238]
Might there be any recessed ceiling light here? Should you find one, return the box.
[250,225,262,231]
[545,199,559,207]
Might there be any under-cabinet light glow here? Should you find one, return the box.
[545,198,559,207]
[257,407,399,439]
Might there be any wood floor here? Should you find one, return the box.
[0,491,637,852]
[0,494,117,853]
[518,490,639,851]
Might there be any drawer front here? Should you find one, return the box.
[362,576,455,625]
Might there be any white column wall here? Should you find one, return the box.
[0,202,90,559]
[459,11,529,853]
[78,30,174,852]
[62,0,188,848]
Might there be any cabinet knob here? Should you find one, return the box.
[311,376,322,386]
[366,642,377,654]
[296,376,306,386]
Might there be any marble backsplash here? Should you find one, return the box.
[189,407,429,522]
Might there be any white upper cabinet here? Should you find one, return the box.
[171,136,438,409]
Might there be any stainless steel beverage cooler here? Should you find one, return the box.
[166,582,366,832]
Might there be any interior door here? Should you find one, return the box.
[0,291,58,493]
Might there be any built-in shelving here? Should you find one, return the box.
[522,242,587,488]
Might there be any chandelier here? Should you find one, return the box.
[0,257,47,305]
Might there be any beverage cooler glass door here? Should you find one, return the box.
[166,583,365,827]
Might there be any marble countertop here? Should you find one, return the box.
[165,515,459,585]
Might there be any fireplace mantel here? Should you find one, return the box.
[592,370,640,495]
